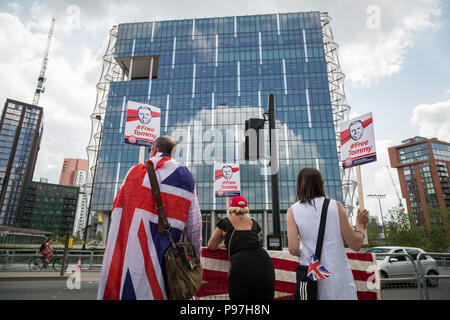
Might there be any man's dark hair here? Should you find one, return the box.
[222,165,233,172]
[151,136,176,155]
[295,167,326,205]
[349,120,363,129]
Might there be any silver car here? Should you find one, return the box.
[365,246,439,287]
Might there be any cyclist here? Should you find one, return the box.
[40,238,54,269]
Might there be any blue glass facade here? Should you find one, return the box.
[92,12,343,245]
[0,99,43,227]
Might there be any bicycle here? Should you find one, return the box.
[28,252,67,272]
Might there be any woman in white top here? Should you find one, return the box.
[286,168,369,300]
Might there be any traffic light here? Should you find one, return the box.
[244,118,265,160]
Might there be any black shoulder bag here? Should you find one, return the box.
[295,198,330,301]
[145,162,202,300]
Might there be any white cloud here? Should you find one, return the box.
[0,12,102,183]
[411,99,450,141]
[22,0,443,88]
[339,0,442,87]
[7,2,22,15]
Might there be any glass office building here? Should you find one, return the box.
[89,12,349,246]
[0,99,43,227]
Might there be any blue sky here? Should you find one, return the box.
[0,0,449,224]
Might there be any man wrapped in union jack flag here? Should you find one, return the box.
[97,136,202,300]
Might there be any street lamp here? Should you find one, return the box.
[367,194,386,243]
[82,115,102,250]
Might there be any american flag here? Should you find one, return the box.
[198,249,381,300]
[97,156,195,300]
[307,254,331,281]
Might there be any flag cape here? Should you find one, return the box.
[97,155,195,300]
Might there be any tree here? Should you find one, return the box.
[426,224,448,252]
[366,217,385,247]
[384,207,429,249]
[95,231,103,241]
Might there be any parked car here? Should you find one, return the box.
[365,246,439,287]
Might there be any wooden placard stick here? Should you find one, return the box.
[356,165,368,245]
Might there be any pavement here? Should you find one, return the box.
[0,270,101,282]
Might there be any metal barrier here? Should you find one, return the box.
[372,253,425,300]
[417,252,450,300]
[0,249,104,270]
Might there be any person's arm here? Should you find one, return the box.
[337,201,369,252]
[286,207,300,257]
[207,227,225,251]
[184,190,203,259]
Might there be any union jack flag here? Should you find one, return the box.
[307,254,331,281]
[97,154,198,300]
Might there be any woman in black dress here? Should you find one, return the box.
[207,196,275,300]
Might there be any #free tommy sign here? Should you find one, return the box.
[214,163,241,198]
[124,101,161,147]
[339,112,377,169]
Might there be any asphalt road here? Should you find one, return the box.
[0,280,99,300]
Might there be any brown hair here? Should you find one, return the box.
[149,136,177,156]
[296,168,326,205]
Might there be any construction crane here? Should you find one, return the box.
[32,18,55,106]
[386,165,403,208]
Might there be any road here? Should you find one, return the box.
[0,279,99,300]
[380,279,450,300]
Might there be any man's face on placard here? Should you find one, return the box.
[138,106,152,124]
[222,166,233,180]
[349,121,364,141]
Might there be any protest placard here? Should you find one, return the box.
[124,101,160,147]
[340,112,377,169]
[340,113,377,245]
[214,163,241,198]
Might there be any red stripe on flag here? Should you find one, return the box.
[161,192,190,222]
[102,166,148,300]
[102,201,133,299]
[347,252,375,262]
[357,291,378,300]
[275,280,297,294]
[271,257,299,272]
[196,282,229,297]
[351,270,376,283]
[203,269,229,283]
[202,248,229,261]
[138,220,164,299]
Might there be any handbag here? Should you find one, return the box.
[145,162,203,300]
[295,198,330,301]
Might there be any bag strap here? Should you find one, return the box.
[314,198,330,260]
[145,162,171,234]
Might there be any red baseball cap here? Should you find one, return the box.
[230,196,248,208]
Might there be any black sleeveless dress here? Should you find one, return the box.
[217,217,275,300]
